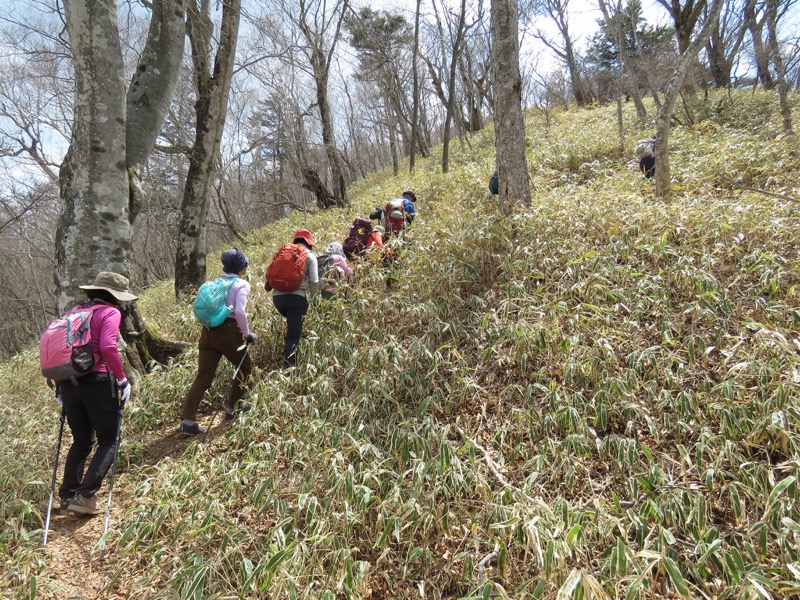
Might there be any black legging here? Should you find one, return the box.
[640,156,656,179]
[273,293,309,367]
[59,376,120,501]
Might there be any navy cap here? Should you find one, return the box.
[221,248,249,273]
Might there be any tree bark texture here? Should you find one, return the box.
[297,0,350,209]
[442,0,468,174]
[55,0,189,369]
[765,0,794,134]
[57,0,130,313]
[410,0,421,172]
[126,0,187,221]
[656,0,707,54]
[655,0,724,199]
[174,0,242,298]
[492,0,531,213]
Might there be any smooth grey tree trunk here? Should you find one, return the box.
[58,0,188,372]
[126,0,188,222]
[57,0,130,313]
[174,0,242,297]
[492,0,531,213]
[655,0,724,199]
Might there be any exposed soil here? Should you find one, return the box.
[40,415,232,598]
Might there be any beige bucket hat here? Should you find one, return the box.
[79,271,138,302]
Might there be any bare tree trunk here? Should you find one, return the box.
[745,0,774,88]
[57,0,131,313]
[442,0,468,174]
[409,0,421,173]
[59,0,188,370]
[655,0,724,200]
[387,92,400,176]
[297,0,350,208]
[765,0,794,134]
[174,0,242,298]
[492,0,531,213]
[126,0,187,222]
[656,0,708,54]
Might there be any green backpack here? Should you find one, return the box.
[193,277,237,328]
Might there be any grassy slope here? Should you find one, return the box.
[2,89,800,599]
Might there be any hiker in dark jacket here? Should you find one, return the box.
[180,248,255,435]
[270,229,319,367]
[57,272,137,516]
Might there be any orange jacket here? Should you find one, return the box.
[367,231,384,248]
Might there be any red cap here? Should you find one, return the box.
[293,229,316,247]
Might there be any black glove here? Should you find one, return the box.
[245,333,258,344]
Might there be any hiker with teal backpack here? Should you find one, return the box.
[181,248,256,435]
[40,272,137,517]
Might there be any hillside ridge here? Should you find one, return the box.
[3,89,800,599]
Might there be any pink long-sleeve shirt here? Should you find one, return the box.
[220,273,252,337]
[87,303,126,380]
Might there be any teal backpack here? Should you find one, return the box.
[193,277,238,328]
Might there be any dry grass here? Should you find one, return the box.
[2,88,799,599]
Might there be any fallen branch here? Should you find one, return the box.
[720,175,800,204]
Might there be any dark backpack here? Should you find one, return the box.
[342,218,373,259]
[488,171,499,195]
[266,243,308,292]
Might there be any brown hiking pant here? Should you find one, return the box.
[181,320,252,420]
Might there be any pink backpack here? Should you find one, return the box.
[39,303,102,381]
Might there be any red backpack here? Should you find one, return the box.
[384,199,406,236]
[266,244,308,292]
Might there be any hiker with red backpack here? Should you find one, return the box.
[180,248,256,436]
[266,229,319,367]
[45,272,137,516]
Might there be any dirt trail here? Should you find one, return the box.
[40,417,228,598]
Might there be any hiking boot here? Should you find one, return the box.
[59,496,74,511]
[225,405,251,421]
[179,421,206,436]
[67,494,101,516]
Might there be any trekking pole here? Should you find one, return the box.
[42,405,66,551]
[100,395,125,561]
[204,342,251,437]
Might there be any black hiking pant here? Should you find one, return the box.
[640,156,656,179]
[59,374,120,501]
[273,293,308,367]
